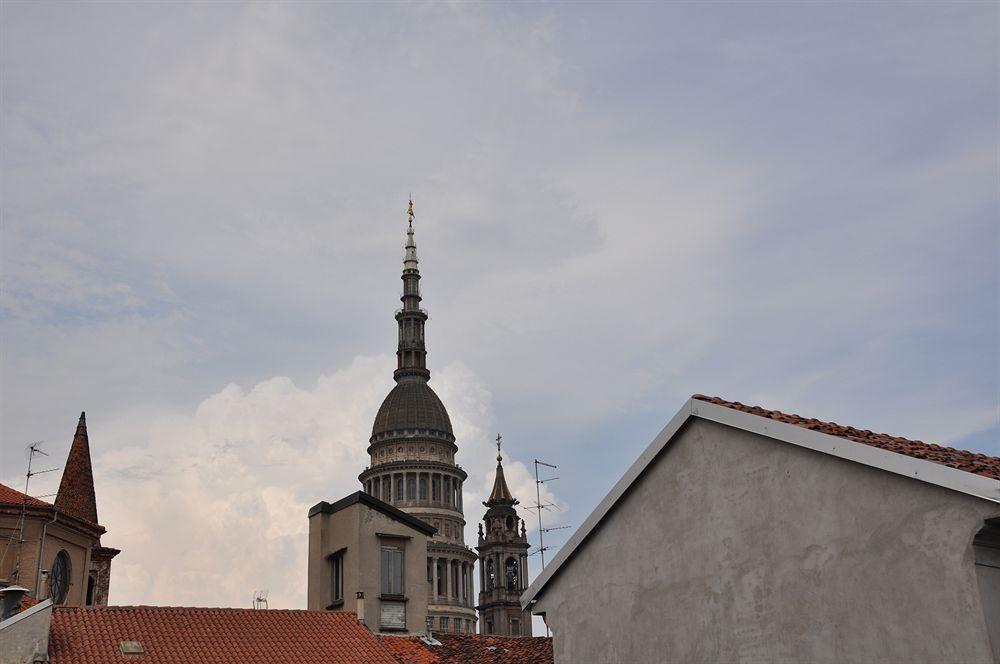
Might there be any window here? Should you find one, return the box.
[331,552,344,603]
[485,559,495,592]
[431,476,438,501]
[50,550,71,604]
[436,560,445,597]
[445,522,451,537]
[86,575,96,606]
[380,546,404,596]
[440,617,449,632]
[505,557,518,591]
[406,475,416,501]
[419,476,427,500]
[453,619,460,634]
[511,619,520,636]
[486,619,493,635]
[395,476,404,502]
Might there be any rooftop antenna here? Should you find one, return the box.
[526,457,568,638]
[9,443,59,585]
[252,589,269,610]
[527,459,570,569]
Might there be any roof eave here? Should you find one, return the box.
[521,397,1000,610]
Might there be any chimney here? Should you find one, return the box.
[355,591,365,625]
[1,585,29,620]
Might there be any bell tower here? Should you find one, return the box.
[476,435,532,636]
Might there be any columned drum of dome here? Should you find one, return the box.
[358,200,478,634]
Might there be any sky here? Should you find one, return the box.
[1,2,997,613]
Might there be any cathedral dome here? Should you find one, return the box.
[371,379,454,441]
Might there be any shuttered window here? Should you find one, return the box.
[380,546,404,596]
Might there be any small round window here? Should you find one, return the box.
[50,550,71,604]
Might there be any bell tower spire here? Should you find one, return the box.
[395,198,430,382]
[476,433,533,636]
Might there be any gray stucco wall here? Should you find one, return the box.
[533,419,1000,663]
[0,600,51,664]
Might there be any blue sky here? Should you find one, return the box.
[1,2,997,609]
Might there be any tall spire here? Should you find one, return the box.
[394,198,430,382]
[486,433,516,506]
[55,412,100,524]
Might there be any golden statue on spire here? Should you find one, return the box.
[407,198,414,224]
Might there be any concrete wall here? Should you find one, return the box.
[308,500,429,635]
[0,600,52,664]
[533,419,1000,663]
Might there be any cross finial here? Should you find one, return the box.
[407,197,414,224]
[496,433,503,462]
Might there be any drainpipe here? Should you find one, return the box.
[356,591,365,626]
[34,511,58,599]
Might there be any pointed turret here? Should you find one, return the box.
[476,433,532,636]
[55,412,99,524]
[486,446,516,507]
[394,199,430,382]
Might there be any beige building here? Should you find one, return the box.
[308,491,436,635]
[0,413,119,607]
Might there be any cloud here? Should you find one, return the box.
[90,355,557,608]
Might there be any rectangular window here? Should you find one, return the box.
[406,475,416,501]
[380,546,404,596]
[511,619,520,636]
[453,619,460,634]
[331,553,344,603]
[419,476,427,500]
[395,476,404,502]
[431,476,438,501]
[440,617,449,632]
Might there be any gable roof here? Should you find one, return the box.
[54,412,100,525]
[0,482,51,508]
[521,395,1000,610]
[694,395,1000,479]
[48,606,398,663]
[308,491,437,536]
[378,634,553,664]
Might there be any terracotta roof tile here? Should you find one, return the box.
[54,412,100,525]
[0,482,50,507]
[692,395,1000,480]
[379,634,553,664]
[49,606,398,663]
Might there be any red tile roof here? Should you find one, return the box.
[49,606,398,663]
[379,634,554,664]
[54,412,100,525]
[0,482,51,507]
[693,395,1000,480]
[379,635,440,664]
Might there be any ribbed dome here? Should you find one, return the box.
[371,380,453,440]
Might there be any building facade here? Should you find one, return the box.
[307,491,435,634]
[358,202,478,634]
[475,444,532,636]
[0,413,119,607]
[523,396,1000,663]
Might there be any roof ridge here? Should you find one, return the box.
[691,394,1000,479]
[53,605,360,614]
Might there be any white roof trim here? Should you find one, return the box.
[0,598,52,630]
[521,397,1000,610]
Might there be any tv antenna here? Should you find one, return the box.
[252,589,269,610]
[9,442,59,586]
[527,459,570,570]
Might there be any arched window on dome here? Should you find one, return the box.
[505,557,518,591]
